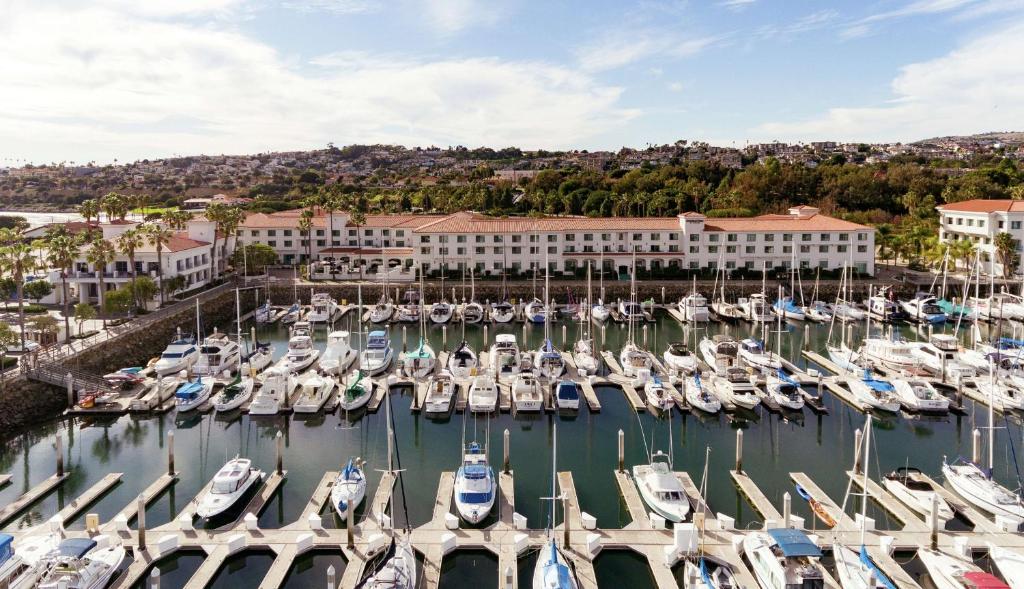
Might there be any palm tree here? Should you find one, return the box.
[217,207,244,278]
[85,239,116,329]
[46,232,82,343]
[298,210,313,267]
[205,202,228,281]
[144,223,174,305]
[951,238,976,272]
[994,232,1018,279]
[116,228,144,310]
[163,210,191,231]
[1,243,36,350]
[101,192,124,222]
[79,198,99,235]
[319,189,339,279]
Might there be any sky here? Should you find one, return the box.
[1,0,1022,165]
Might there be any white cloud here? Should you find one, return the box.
[755,9,839,40]
[719,0,756,10]
[0,2,636,163]
[668,82,684,92]
[574,28,723,72]
[841,0,976,37]
[753,20,1024,142]
[421,0,503,34]
[281,0,381,15]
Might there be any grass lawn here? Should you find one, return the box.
[131,206,179,214]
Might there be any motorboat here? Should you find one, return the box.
[644,376,674,411]
[678,293,710,322]
[862,334,922,372]
[682,556,739,589]
[827,342,870,373]
[591,300,610,323]
[572,338,599,377]
[461,301,485,324]
[619,341,654,379]
[663,342,697,374]
[866,289,907,322]
[212,374,254,412]
[244,343,274,374]
[901,293,947,324]
[939,298,977,322]
[909,335,977,381]
[846,370,901,413]
[511,374,543,412]
[802,300,833,323]
[34,537,126,589]
[307,293,338,323]
[153,336,199,376]
[447,341,478,379]
[534,339,566,380]
[987,544,1024,589]
[971,292,1024,322]
[489,334,522,383]
[0,533,57,589]
[280,332,319,373]
[699,335,739,371]
[195,457,263,519]
[618,299,645,322]
[971,378,1024,411]
[174,378,213,412]
[738,338,781,370]
[338,370,373,411]
[524,298,546,324]
[632,450,690,522]
[429,300,454,324]
[453,442,495,524]
[764,371,805,411]
[193,330,240,376]
[737,293,773,323]
[891,377,950,412]
[743,529,824,589]
[917,548,1007,589]
[942,457,1024,520]
[491,301,515,323]
[331,459,366,521]
[280,302,301,325]
[400,338,436,379]
[359,536,417,589]
[555,380,580,410]
[469,374,498,412]
[685,373,721,413]
[709,366,761,410]
[360,330,394,376]
[250,366,297,415]
[293,371,336,413]
[881,467,955,520]
[368,298,394,323]
[319,331,358,375]
[772,296,805,321]
[424,371,455,415]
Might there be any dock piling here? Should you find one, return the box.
[618,430,624,473]
[816,374,823,399]
[56,433,63,477]
[783,492,791,528]
[443,325,447,352]
[137,493,146,551]
[402,326,407,353]
[854,428,863,475]
[930,495,939,549]
[642,325,648,348]
[65,373,74,408]
[327,564,337,589]
[167,431,174,476]
[484,325,489,347]
[562,324,567,347]
[562,495,570,548]
[276,431,284,475]
[735,430,743,473]
[149,567,160,589]
[973,429,982,464]
[505,566,514,589]
[346,500,354,549]
[503,429,510,474]
[522,323,527,345]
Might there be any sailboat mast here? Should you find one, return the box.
[544,252,551,341]
[859,416,871,547]
[235,288,243,362]
[386,385,394,473]
[551,423,558,537]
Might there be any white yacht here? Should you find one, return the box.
[368,299,394,323]
[250,366,297,415]
[901,293,947,324]
[827,342,870,373]
[447,341,478,379]
[862,335,921,372]
[244,343,274,374]
[619,341,654,379]
[193,330,240,376]
[678,292,710,322]
[738,338,781,370]
[555,380,580,410]
[987,544,1024,589]
[685,373,721,413]
[338,370,373,411]
[737,293,773,323]
[360,330,394,376]
[534,339,566,380]
[917,548,1006,589]
[453,442,495,524]
[891,377,950,412]
[942,457,1024,520]
[644,376,674,411]
[845,371,901,413]
[489,334,522,383]
[462,301,485,324]
[424,371,455,415]
[174,378,213,412]
[330,459,366,521]
[512,374,543,412]
[490,301,516,323]
[972,378,1024,411]
[319,331,357,375]
[773,296,806,321]
[866,291,907,322]
[803,301,833,323]
[663,342,697,374]
[909,335,977,381]
[212,374,255,412]
[764,371,805,411]
[0,533,57,589]
[618,299,645,322]
[195,457,263,519]
[743,529,824,589]
[972,292,1024,322]
[682,556,739,589]
[307,293,338,323]
[832,301,867,322]
[469,374,498,412]
[632,450,690,522]
[153,336,200,377]
[881,467,955,520]
[280,331,319,373]
[699,335,739,371]
[591,300,610,323]
[429,300,454,324]
[400,338,436,379]
[572,339,599,377]
[293,371,336,413]
[709,366,761,410]
[34,537,126,589]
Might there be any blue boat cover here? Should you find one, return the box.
[861,369,894,392]
[998,337,1024,349]
[367,331,387,348]
[58,538,97,558]
[859,545,897,589]
[775,298,801,312]
[777,369,799,387]
[767,528,822,557]
[0,533,12,564]
[342,459,362,482]
[557,382,579,399]
[544,543,574,589]
[693,372,701,389]
[175,381,204,399]
[543,339,554,353]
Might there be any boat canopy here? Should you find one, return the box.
[861,371,895,393]
[176,381,204,399]
[557,382,579,399]
[962,572,1011,589]
[766,528,822,557]
[58,538,97,558]
[776,369,800,387]
[367,331,388,348]
[0,533,12,563]
[462,464,490,480]
[342,459,363,481]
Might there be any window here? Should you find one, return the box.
[727,234,737,242]
[566,234,575,241]
[979,220,986,228]
[283,229,292,236]
[957,218,963,225]
[494,235,503,243]
[689,261,699,269]
[800,245,810,253]
[837,245,848,253]
[668,245,679,252]
[268,240,276,247]
[529,235,538,243]
[267,230,276,236]
[669,233,678,240]
[457,247,466,255]
[421,247,431,255]
[819,245,829,253]
[396,230,405,237]
[439,235,448,243]
[547,235,557,242]
[317,239,325,247]
[858,233,867,241]
[726,261,736,269]
[512,247,522,254]
[565,246,575,253]
[820,233,830,241]
[726,246,737,253]
[475,247,485,255]
[420,236,430,243]
[857,245,867,253]
[839,233,849,241]
[529,247,538,254]
[708,234,719,242]
[650,233,660,240]
[764,234,774,242]
[476,235,485,243]
[602,233,611,241]
[783,234,792,242]
[347,229,354,236]
[745,246,755,254]
[457,235,466,243]
[801,233,811,242]
[249,230,259,237]
[708,245,718,254]
[764,246,774,254]
[512,235,521,243]
[584,234,593,241]
[746,234,756,242]
[999,221,1005,229]
[967,219,974,227]
[547,246,557,254]
[651,245,660,252]
[783,246,792,254]
[283,240,292,247]
[633,233,642,241]
[689,234,699,242]
[1014,221,1022,230]
[689,246,699,254]
[440,247,448,255]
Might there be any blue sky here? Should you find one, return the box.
[1,0,1022,164]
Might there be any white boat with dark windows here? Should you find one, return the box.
[153,336,200,377]
[453,441,495,524]
[330,459,366,521]
[338,370,373,411]
[644,376,674,411]
[699,335,739,371]
[901,293,947,324]
[618,299,645,322]
[862,333,922,373]
[881,467,955,520]
[0,532,57,589]
[633,450,690,523]
[360,330,394,376]
[469,374,498,413]
[448,341,478,379]
[891,377,950,412]
[293,371,336,413]
[909,335,977,381]
[489,334,523,383]
[244,343,274,375]
[743,529,824,589]
[319,331,357,375]
[737,293,773,323]
[512,374,543,412]
[555,380,580,410]
[34,537,126,589]
[280,330,319,373]
[682,556,740,589]
[195,457,263,519]
[678,292,710,322]
[194,330,240,376]
[462,302,485,324]
[738,338,781,371]
[764,371,805,411]
[663,342,697,374]
[250,366,297,416]
[307,293,338,323]
[424,371,455,415]
[709,367,761,410]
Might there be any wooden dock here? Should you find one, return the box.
[108,473,177,525]
[790,472,856,528]
[613,470,652,529]
[731,470,782,521]
[0,474,10,488]
[54,472,123,525]
[845,470,929,532]
[0,473,68,526]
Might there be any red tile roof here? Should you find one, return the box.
[137,231,209,253]
[937,199,1024,213]
[320,247,415,255]
[704,213,870,232]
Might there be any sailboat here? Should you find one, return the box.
[492,258,515,323]
[592,252,610,324]
[461,268,485,324]
[448,341,478,379]
[833,416,898,589]
[532,423,580,589]
[709,255,744,322]
[400,273,436,379]
[331,458,366,521]
[534,256,566,380]
[917,548,1010,589]
[682,448,739,589]
[572,262,601,377]
[368,272,394,323]
[338,370,373,411]
[619,249,654,385]
[685,372,721,414]
[430,258,454,324]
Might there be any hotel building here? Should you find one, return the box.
[937,199,1024,276]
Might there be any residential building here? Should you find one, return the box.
[238,205,875,276]
[937,199,1024,275]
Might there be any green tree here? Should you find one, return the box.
[0,321,17,386]
[103,288,133,316]
[116,228,144,310]
[298,210,313,264]
[73,302,96,335]
[1,243,37,350]
[163,210,192,230]
[232,244,277,274]
[994,232,1018,279]
[28,314,59,344]
[130,276,158,306]
[46,231,82,343]
[85,239,116,328]
[143,223,174,306]
[23,279,53,303]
